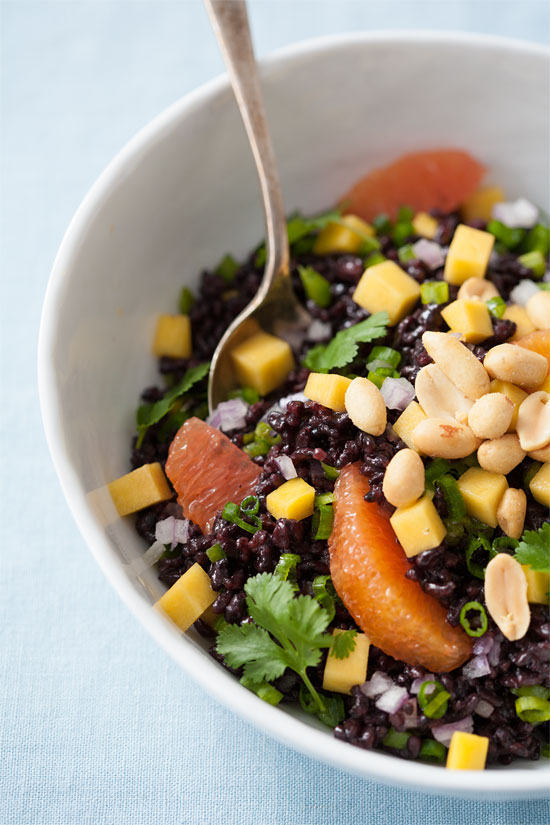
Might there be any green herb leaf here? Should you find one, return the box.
[217,622,288,683]
[330,629,357,659]
[215,254,240,283]
[303,312,389,372]
[298,265,332,308]
[136,362,210,443]
[514,523,550,573]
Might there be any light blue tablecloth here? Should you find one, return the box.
[2,2,549,823]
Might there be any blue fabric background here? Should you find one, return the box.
[2,2,549,823]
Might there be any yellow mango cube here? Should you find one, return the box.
[313,215,374,255]
[461,186,505,223]
[304,372,352,412]
[153,314,192,358]
[266,477,315,521]
[108,462,172,516]
[521,565,550,605]
[444,224,495,285]
[441,299,493,344]
[322,630,370,694]
[412,211,438,240]
[155,563,216,631]
[390,495,447,557]
[489,379,527,431]
[392,401,428,452]
[502,305,535,340]
[529,462,550,508]
[230,331,294,396]
[353,260,421,325]
[446,731,489,771]
[457,467,508,528]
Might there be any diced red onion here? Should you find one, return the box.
[510,279,540,307]
[410,674,435,695]
[361,671,394,698]
[475,699,495,719]
[274,455,297,480]
[375,685,409,714]
[492,198,539,229]
[155,516,190,549]
[307,319,332,342]
[380,377,415,410]
[130,540,166,575]
[472,635,494,657]
[462,654,491,679]
[173,518,190,545]
[488,634,502,667]
[432,716,474,747]
[207,398,248,432]
[402,697,419,729]
[412,239,446,270]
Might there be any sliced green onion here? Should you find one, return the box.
[215,253,239,283]
[392,221,415,247]
[242,432,255,445]
[228,387,261,404]
[465,535,497,579]
[312,575,338,621]
[523,223,550,256]
[298,265,332,308]
[515,696,550,725]
[398,244,416,263]
[240,676,283,706]
[541,744,550,758]
[243,421,282,457]
[364,251,387,268]
[419,739,447,762]
[487,220,526,250]
[367,371,385,389]
[321,462,340,481]
[425,458,453,484]
[358,235,382,256]
[312,505,334,540]
[221,501,262,534]
[492,536,519,553]
[212,614,229,633]
[240,495,260,515]
[459,601,488,637]
[315,492,336,506]
[179,286,195,315]
[486,296,507,318]
[436,474,466,521]
[517,250,547,278]
[539,283,550,291]
[418,680,450,719]
[397,205,414,222]
[383,728,411,750]
[420,281,449,305]
[274,553,301,587]
[512,685,550,700]
[206,543,226,563]
[368,346,401,369]
[524,461,543,492]
[372,213,392,235]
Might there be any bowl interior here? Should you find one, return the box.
[40,32,549,797]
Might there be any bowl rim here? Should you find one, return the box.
[39,29,550,797]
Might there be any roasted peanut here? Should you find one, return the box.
[412,418,479,459]
[344,377,387,436]
[497,488,527,540]
[382,449,425,508]
[477,433,526,474]
[422,331,490,399]
[517,391,550,452]
[483,343,548,390]
[528,445,550,462]
[484,554,530,641]
[525,290,550,330]
[467,392,514,439]
[457,277,499,302]
[415,364,473,421]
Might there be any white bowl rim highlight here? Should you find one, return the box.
[39,30,550,797]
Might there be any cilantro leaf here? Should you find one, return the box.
[216,622,288,683]
[330,629,357,660]
[515,523,550,573]
[303,312,389,372]
[136,362,209,444]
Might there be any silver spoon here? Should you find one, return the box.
[204,0,310,412]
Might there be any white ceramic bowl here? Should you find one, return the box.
[39,32,550,798]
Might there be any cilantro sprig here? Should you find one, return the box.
[514,523,550,573]
[216,573,356,726]
[136,362,210,447]
[303,312,389,372]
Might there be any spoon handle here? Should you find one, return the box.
[204,0,289,293]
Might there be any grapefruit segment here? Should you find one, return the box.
[329,464,472,672]
[515,330,550,375]
[341,150,485,222]
[165,417,261,534]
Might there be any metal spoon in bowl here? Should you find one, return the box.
[204,0,310,412]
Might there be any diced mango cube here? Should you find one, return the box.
[108,462,172,516]
[441,299,493,344]
[502,305,536,340]
[412,211,438,240]
[444,224,495,285]
[353,260,421,325]
[313,215,374,255]
[155,563,216,631]
[266,477,315,521]
[457,467,508,528]
[446,731,489,771]
[322,630,370,694]
[230,331,294,396]
[392,401,428,452]
[390,495,447,557]
[521,565,550,604]
[489,379,527,431]
[461,186,505,223]
[529,462,550,508]
[153,314,192,358]
[304,372,352,412]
